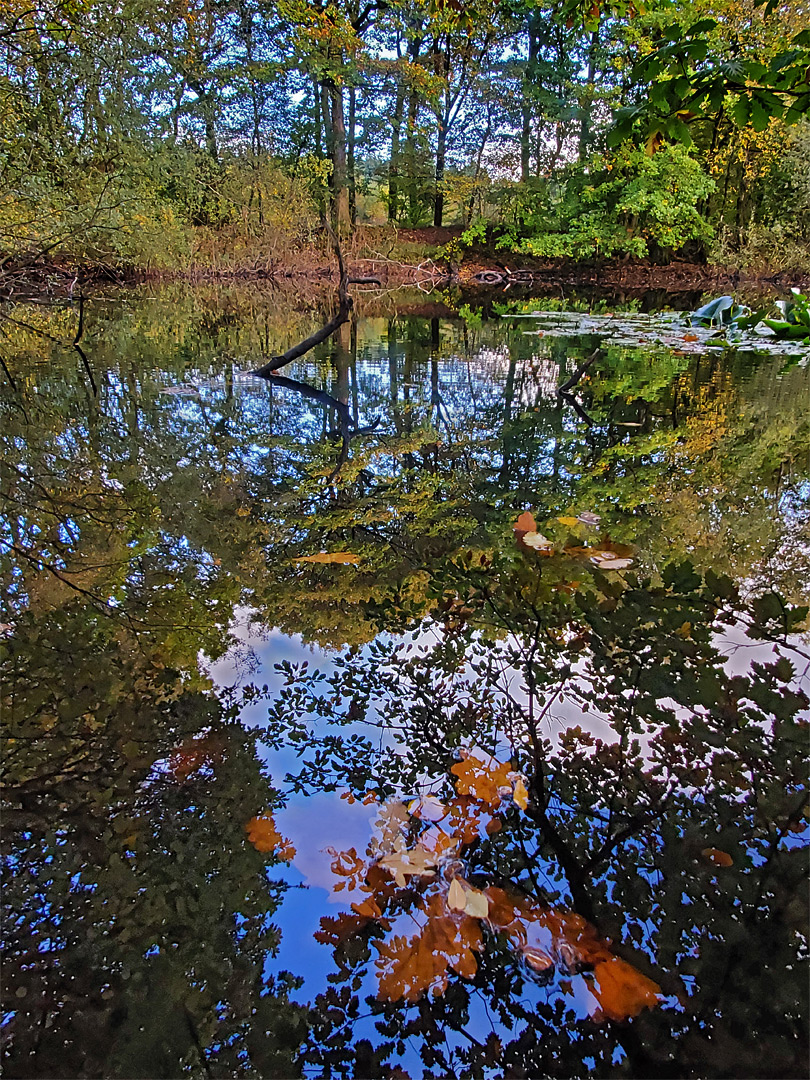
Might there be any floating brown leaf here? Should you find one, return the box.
[375,894,483,1002]
[589,957,662,1022]
[514,510,537,534]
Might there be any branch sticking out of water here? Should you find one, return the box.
[251,224,379,378]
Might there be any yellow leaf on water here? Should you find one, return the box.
[244,814,296,861]
[451,754,513,807]
[557,516,580,527]
[512,776,529,810]
[294,552,361,564]
[464,887,490,919]
[448,878,466,911]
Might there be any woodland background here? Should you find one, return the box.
[1,0,809,278]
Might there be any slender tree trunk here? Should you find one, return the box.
[389,75,406,222]
[467,112,491,224]
[348,85,357,227]
[326,79,351,235]
[404,36,422,225]
[433,41,450,228]
[578,27,599,162]
[434,113,447,227]
[520,19,539,182]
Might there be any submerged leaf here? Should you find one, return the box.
[701,847,733,867]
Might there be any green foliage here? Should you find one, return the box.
[489,144,714,260]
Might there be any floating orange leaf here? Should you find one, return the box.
[375,894,483,1002]
[443,793,486,844]
[166,732,225,781]
[451,753,513,808]
[351,896,384,919]
[589,957,661,1022]
[701,847,733,867]
[315,911,377,948]
[244,814,296,860]
[514,510,537,534]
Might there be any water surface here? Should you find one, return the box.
[2,286,809,1079]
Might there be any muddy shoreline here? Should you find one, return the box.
[1,251,806,306]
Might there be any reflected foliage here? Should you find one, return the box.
[2,289,809,1078]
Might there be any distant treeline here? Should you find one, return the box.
[1,0,808,271]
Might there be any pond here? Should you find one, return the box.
[2,284,809,1079]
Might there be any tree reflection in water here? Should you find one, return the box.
[1,289,808,1078]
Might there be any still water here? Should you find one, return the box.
[2,285,809,1079]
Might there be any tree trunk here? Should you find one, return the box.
[348,85,357,227]
[520,19,540,182]
[578,27,599,162]
[434,117,446,227]
[326,79,351,235]
[404,36,422,225]
[389,75,406,222]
